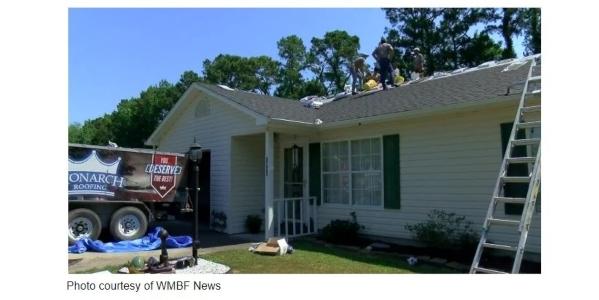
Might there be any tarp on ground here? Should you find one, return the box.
[68,227,192,254]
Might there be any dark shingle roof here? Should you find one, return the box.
[196,60,539,124]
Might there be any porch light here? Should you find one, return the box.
[186,138,203,265]
[291,144,300,168]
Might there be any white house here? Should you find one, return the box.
[145,56,541,258]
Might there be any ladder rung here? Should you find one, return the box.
[521,105,541,113]
[516,121,541,129]
[502,176,530,183]
[525,89,541,96]
[528,76,541,82]
[483,243,517,251]
[512,138,540,146]
[472,267,508,274]
[506,157,536,164]
[494,196,526,204]
[488,218,520,226]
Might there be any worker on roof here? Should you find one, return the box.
[372,38,395,90]
[350,55,366,95]
[411,47,426,80]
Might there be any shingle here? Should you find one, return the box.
[195,61,539,124]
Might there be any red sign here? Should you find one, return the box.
[145,154,182,198]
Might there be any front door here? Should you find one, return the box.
[283,145,304,198]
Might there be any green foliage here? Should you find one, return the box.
[320,212,364,245]
[275,35,308,99]
[203,54,280,95]
[460,32,503,67]
[405,209,479,252]
[522,8,541,55]
[245,215,262,234]
[307,30,360,94]
[68,70,200,148]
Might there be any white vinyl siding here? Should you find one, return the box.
[315,101,541,256]
[156,92,262,234]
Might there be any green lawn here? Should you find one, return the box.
[201,239,458,274]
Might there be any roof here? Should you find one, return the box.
[195,56,540,124]
[147,55,541,145]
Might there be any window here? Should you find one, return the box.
[322,137,382,207]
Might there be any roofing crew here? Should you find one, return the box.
[412,47,426,80]
[350,55,366,95]
[371,37,395,90]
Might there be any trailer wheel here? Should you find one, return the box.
[109,206,148,241]
[68,208,102,244]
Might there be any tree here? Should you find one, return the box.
[249,56,280,95]
[68,122,84,143]
[203,54,280,95]
[275,35,308,99]
[460,32,503,67]
[383,8,443,74]
[175,70,201,94]
[482,8,526,58]
[522,8,541,55]
[307,30,360,94]
[437,8,484,70]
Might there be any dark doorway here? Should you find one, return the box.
[198,151,211,224]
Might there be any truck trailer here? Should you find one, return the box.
[68,143,191,244]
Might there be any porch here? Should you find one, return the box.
[229,129,320,239]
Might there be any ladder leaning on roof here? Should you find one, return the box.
[470,56,541,274]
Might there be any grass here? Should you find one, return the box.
[201,239,458,274]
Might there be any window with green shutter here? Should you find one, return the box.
[383,134,401,209]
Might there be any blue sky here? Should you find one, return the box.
[69,8,524,124]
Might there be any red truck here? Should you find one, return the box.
[68,143,190,244]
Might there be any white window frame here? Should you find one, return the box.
[320,135,384,209]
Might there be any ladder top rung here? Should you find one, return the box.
[473,267,508,274]
[494,196,526,204]
[528,76,541,82]
[525,89,541,96]
[488,218,521,226]
[521,105,541,113]
[512,138,540,146]
[516,121,541,128]
[483,243,517,251]
[501,176,531,183]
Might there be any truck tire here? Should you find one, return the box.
[109,206,148,241]
[68,208,102,244]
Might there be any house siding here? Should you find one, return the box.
[229,134,265,233]
[314,101,541,254]
[156,92,260,233]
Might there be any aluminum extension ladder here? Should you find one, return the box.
[470,56,541,274]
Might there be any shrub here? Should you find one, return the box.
[320,212,364,245]
[245,215,262,233]
[405,209,479,252]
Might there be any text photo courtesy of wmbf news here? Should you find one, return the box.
[67,280,222,292]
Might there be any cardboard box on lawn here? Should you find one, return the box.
[254,237,289,255]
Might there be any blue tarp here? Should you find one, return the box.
[68,227,192,254]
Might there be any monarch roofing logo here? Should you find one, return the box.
[146,154,182,198]
[68,150,125,197]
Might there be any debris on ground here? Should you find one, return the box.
[250,237,293,256]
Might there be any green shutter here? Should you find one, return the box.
[383,134,401,209]
[309,143,321,206]
[500,123,528,215]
